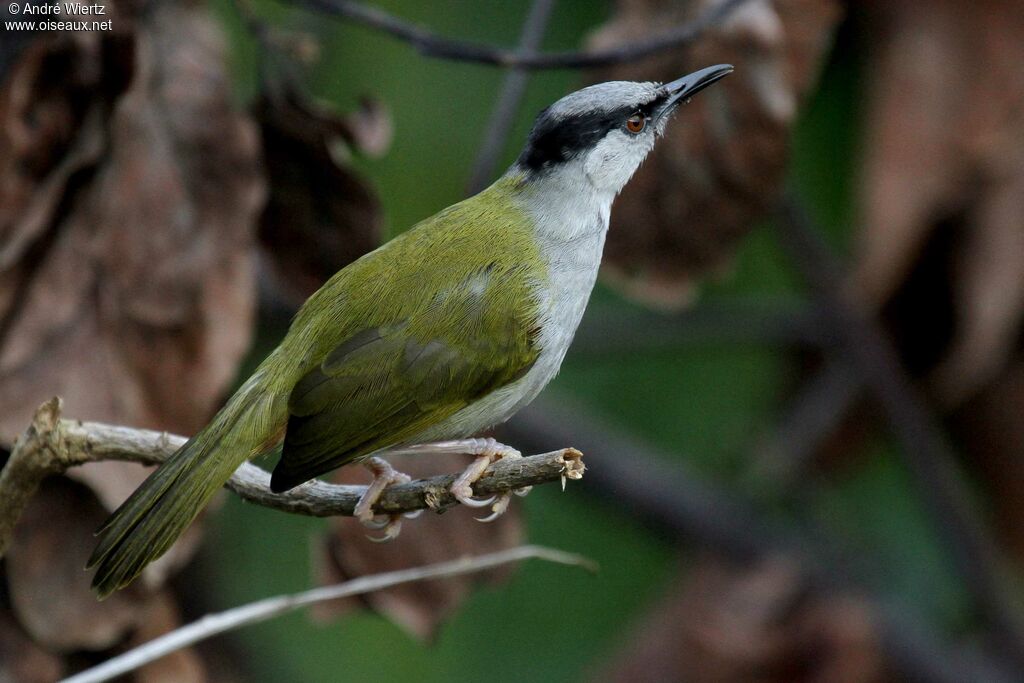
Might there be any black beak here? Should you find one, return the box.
[657,64,733,117]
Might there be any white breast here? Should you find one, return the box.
[518,181,612,405]
[411,164,613,443]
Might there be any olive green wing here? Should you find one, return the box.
[269,286,539,492]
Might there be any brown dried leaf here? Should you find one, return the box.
[598,556,883,683]
[312,452,523,641]
[0,0,263,442]
[851,0,1024,406]
[0,0,263,603]
[953,356,1024,561]
[0,4,134,257]
[0,610,63,683]
[588,0,841,308]
[342,97,393,159]
[6,477,145,651]
[256,90,386,307]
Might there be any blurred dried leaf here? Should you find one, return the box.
[342,97,392,159]
[0,0,263,443]
[589,0,841,308]
[953,357,1024,560]
[841,0,1024,564]
[0,0,264,637]
[0,611,63,683]
[851,0,1024,407]
[313,453,523,641]
[599,556,883,683]
[6,477,145,651]
[0,3,134,248]
[256,90,387,307]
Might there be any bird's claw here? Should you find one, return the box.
[365,515,403,543]
[362,516,391,530]
[475,493,512,522]
[354,457,412,542]
[451,483,497,508]
[362,509,422,541]
[448,438,529,524]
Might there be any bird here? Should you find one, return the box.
[88,64,734,598]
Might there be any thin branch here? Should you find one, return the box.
[61,544,597,683]
[465,0,556,193]
[0,398,585,557]
[294,0,752,70]
[774,196,1024,667]
[0,398,65,558]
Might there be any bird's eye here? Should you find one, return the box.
[625,114,646,134]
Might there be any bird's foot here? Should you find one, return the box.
[448,438,527,523]
[354,457,412,542]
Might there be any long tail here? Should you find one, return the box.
[88,378,276,598]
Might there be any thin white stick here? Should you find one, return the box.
[61,545,597,683]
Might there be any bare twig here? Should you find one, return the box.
[294,0,752,70]
[60,544,597,683]
[465,0,556,193]
[0,398,585,557]
[774,196,1024,666]
[0,398,65,559]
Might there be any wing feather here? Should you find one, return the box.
[269,271,540,492]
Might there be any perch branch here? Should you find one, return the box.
[0,398,585,558]
[60,544,597,683]
[294,0,752,70]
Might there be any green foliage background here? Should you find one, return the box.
[196,2,969,679]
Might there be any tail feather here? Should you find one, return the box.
[88,387,272,598]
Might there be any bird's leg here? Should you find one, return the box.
[353,457,412,542]
[450,438,527,522]
[427,438,523,520]
[380,438,529,522]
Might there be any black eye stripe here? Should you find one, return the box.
[518,92,666,172]
[518,108,623,170]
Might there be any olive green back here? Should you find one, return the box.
[269,175,546,490]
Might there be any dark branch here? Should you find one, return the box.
[293,0,752,70]
[465,0,556,193]
[775,196,1024,668]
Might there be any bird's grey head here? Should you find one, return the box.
[516,65,733,196]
